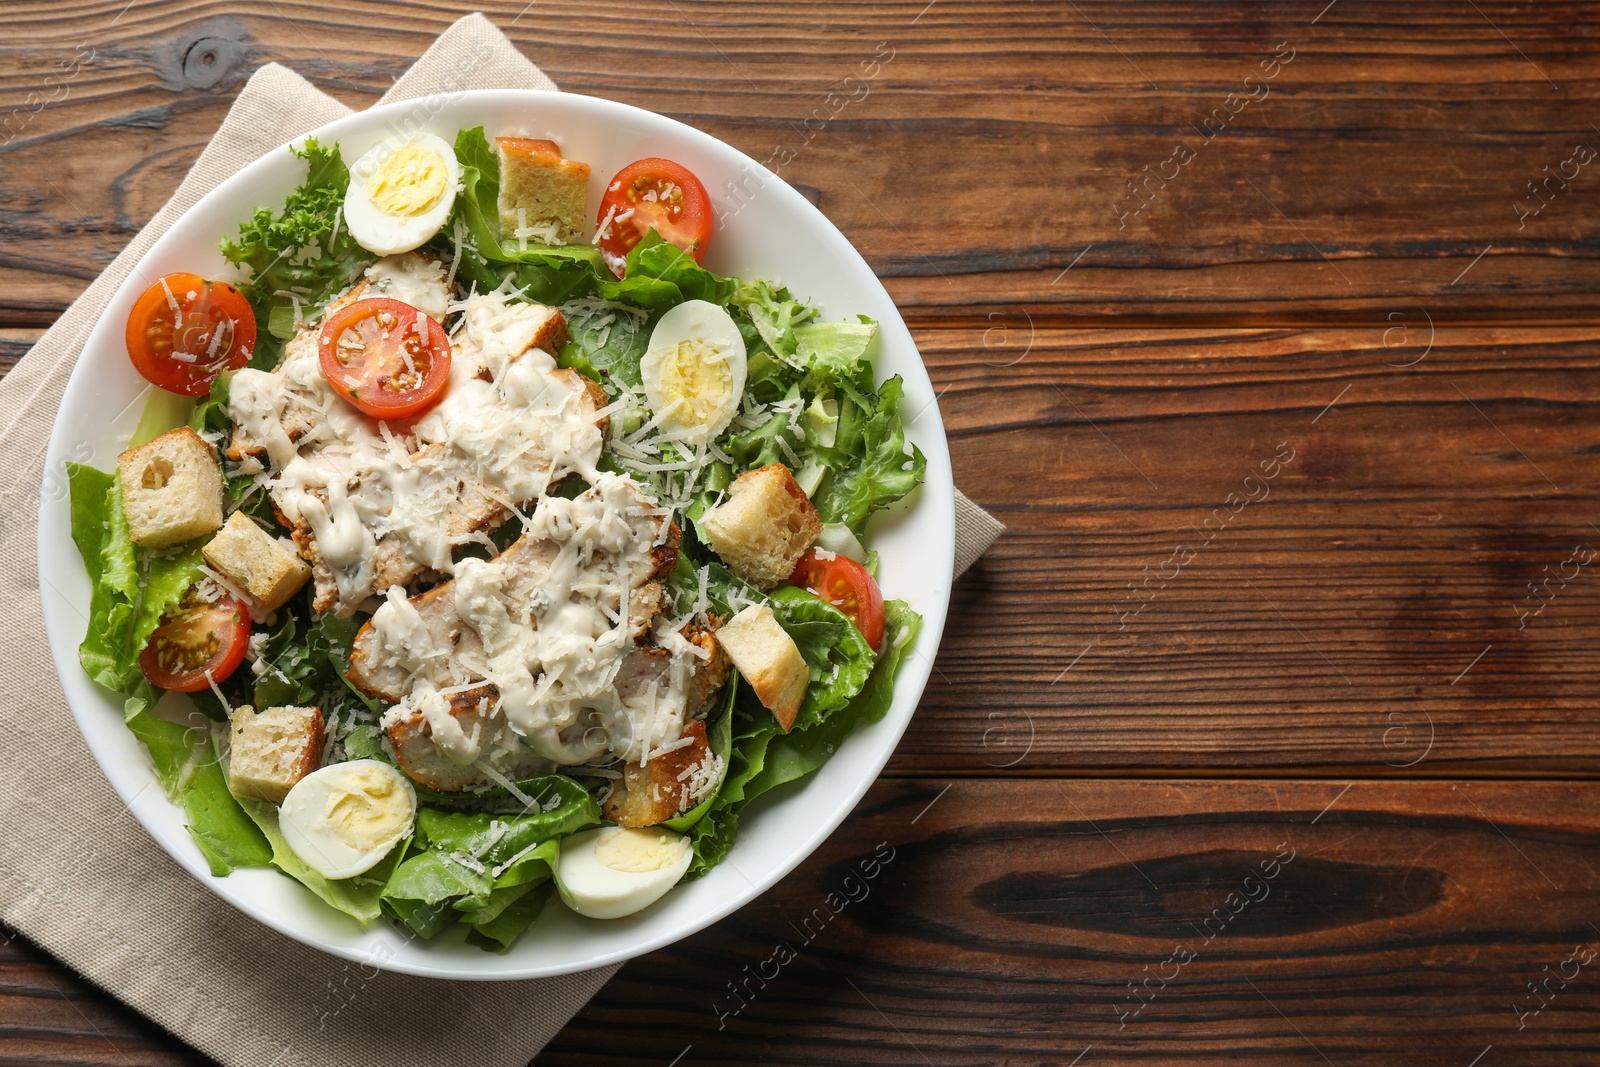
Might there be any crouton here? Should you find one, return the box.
[202,512,310,612]
[227,705,324,805]
[603,721,713,828]
[117,427,224,548]
[700,464,822,588]
[496,137,590,246]
[716,605,808,730]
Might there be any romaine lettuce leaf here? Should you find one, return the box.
[601,230,738,311]
[126,711,272,876]
[683,600,920,876]
[559,297,651,390]
[68,464,206,719]
[379,779,599,946]
[464,882,554,952]
[767,586,876,731]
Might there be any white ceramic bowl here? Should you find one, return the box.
[36,89,953,979]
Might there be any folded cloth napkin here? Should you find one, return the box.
[0,13,1003,1067]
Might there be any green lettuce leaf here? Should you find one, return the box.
[220,137,373,368]
[768,586,876,731]
[464,882,553,952]
[131,391,197,448]
[132,542,208,655]
[729,280,813,364]
[601,230,738,311]
[795,319,877,388]
[379,780,599,945]
[559,298,651,390]
[125,712,272,876]
[68,464,206,718]
[811,376,926,535]
[684,600,920,875]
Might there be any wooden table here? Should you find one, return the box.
[5,2,1600,1063]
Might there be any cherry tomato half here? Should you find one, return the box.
[595,157,713,275]
[125,272,257,396]
[317,297,451,420]
[790,550,886,654]
[138,593,251,693]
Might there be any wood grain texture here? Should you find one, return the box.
[543,779,1600,1065]
[2,2,1600,324]
[10,780,1600,1066]
[902,323,1600,775]
[0,926,206,1066]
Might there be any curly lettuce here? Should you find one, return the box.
[220,138,373,368]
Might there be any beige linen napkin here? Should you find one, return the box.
[0,13,1002,1067]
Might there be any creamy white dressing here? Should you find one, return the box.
[231,260,709,779]
[363,255,452,321]
[369,474,698,767]
[227,265,601,613]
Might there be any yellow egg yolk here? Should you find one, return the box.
[323,767,410,850]
[365,144,449,217]
[656,340,733,427]
[594,827,688,873]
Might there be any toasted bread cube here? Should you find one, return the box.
[717,605,808,731]
[117,427,224,548]
[227,705,325,805]
[603,721,713,827]
[496,137,591,246]
[202,512,310,612]
[701,464,823,589]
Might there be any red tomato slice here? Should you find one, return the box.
[126,272,257,396]
[318,297,451,420]
[596,157,713,275]
[790,550,887,653]
[138,593,251,693]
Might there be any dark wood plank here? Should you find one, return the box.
[0,927,208,1066]
[0,329,41,377]
[545,778,1600,1065]
[2,2,1600,325]
[898,324,1600,775]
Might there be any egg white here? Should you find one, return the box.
[343,132,461,257]
[279,760,416,880]
[639,299,748,446]
[557,826,692,919]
